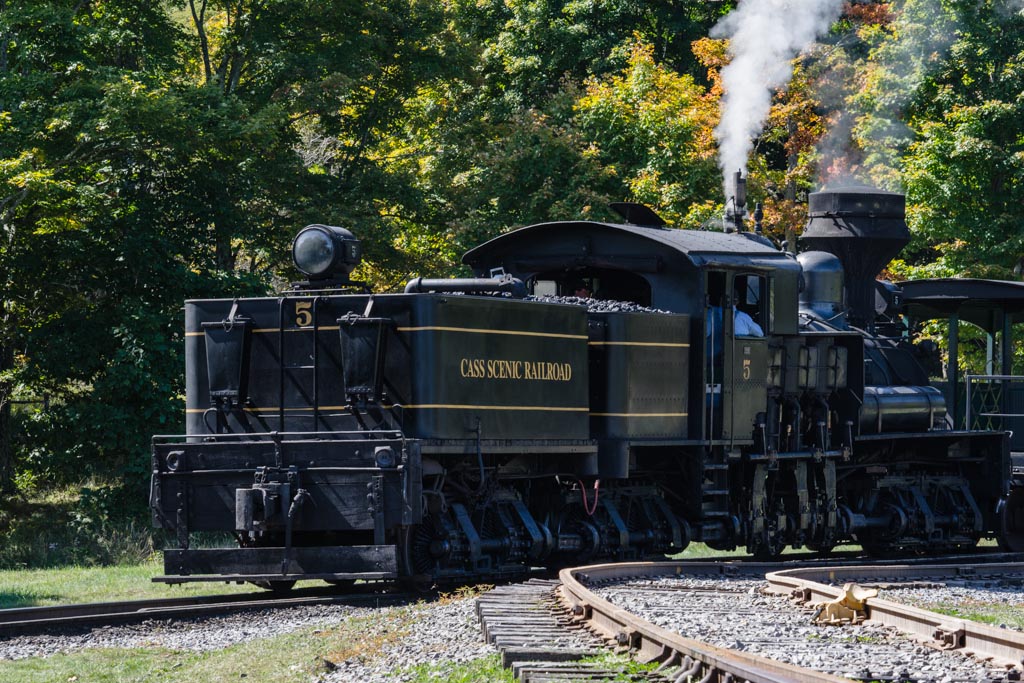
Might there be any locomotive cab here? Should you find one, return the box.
[703,269,771,443]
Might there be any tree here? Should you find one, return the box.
[830,0,1024,279]
[897,2,1024,279]
[399,34,726,266]
[0,1,189,492]
[575,40,720,227]
[824,0,1024,373]
[0,0,456,507]
[448,0,734,107]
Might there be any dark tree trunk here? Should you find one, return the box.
[215,227,236,272]
[0,332,12,493]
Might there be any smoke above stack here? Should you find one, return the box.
[818,0,959,188]
[712,0,844,201]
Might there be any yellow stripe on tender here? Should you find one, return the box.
[403,404,589,412]
[187,405,591,414]
[397,326,587,340]
[255,326,341,333]
[185,406,350,414]
[588,341,689,348]
[591,412,688,417]
[191,325,582,338]
[247,406,350,412]
[186,326,341,337]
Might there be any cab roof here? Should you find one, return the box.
[462,220,789,270]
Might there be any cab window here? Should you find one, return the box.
[733,273,766,336]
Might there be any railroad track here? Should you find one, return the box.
[2,549,1022,666]
[479,558,1024,683]
[766,563,1024,671]
[0,583,399,636]
[0,552,901,637]
[2,547,1015,634]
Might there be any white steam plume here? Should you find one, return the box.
[841,0,958,188]
[712,0,844,199]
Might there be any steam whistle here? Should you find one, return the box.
[724,169,747,233]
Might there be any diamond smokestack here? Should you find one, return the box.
[799,187,910,329]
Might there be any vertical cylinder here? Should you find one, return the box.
[949,313,960,429]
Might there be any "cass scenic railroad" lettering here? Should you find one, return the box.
[459,358,573,382]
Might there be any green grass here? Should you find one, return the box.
[0,485,158,570]
[669,541,862,560]
[0,647,514,683]
[579,652,661,679]
[0,600,503,683]
[401,655,514,683]
[0,559,285,609]
[0,619,368,683]
[927,604,1024,630]
[398,650,654,683]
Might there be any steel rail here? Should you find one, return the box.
[558,561,849,683]
[765,562,1024,669]
[0,584,396,636]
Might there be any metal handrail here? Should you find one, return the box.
[965,374,1024,431]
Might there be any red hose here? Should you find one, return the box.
[578,479,601,516]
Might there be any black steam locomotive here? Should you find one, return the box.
[150,186,1023,588]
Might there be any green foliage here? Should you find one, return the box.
[0,0,455,508]
[2,0,1023,564]
[575,40,719,226]
[450,0,733,106]
[0,487,155,568]
[902,73,1024,276]
[403,35,723,261]
[833,1,1024,376]
[832,0,1024,277]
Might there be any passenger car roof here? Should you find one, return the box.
[900,278,1024,331]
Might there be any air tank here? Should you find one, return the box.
[860,385,947,434]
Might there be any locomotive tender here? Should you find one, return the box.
[151,186,1022,587]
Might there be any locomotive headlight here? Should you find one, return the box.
[292,224,362,280]
[293,227,335,276]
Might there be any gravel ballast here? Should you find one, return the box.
[321,596,495,682]
[881,581,1024,632]
[5,575,1020,682]
[591,575,1015,683]
[0,593,498,681]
